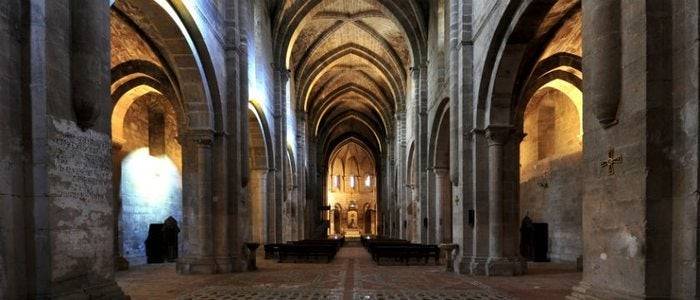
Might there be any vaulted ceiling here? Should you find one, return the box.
[277,0,423,157]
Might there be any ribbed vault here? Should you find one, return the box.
[278,0,422,158]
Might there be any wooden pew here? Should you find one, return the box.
[265,237,344,263]
[264,243,285,259]
[366,241,440,265]
[277,244,338,263]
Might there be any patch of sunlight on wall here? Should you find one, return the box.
[120,147,182,265]
[122,148,181,204]
[248,30,263,109]
[286,80,297,156]
[539,79,583,137]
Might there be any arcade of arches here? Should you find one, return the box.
[1,0,699,299]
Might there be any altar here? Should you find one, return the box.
[345,229,361,238]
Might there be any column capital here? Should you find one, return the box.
[274,65,291,80]
[433,167,449,176]
[467,128,485,139]
[485,125,514,146]
[512,130,527,144]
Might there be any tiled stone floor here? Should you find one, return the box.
[116,245,580,300]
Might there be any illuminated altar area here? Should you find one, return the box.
[326,142,377,237]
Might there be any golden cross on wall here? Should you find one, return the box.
[600,148,623,176]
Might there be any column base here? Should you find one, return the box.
[438,244,459,272]
[214,256,238,273]
[485,257,526,276]
[457,256,471,274]
[115,255,129,271]
[177,256,218,274]
[567,281,645,300]
[469,256,489,275]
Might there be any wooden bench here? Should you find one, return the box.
[265,238,344,263]
[264,243,285,259]
[368,243,440,265]
[364,239,411,249]
[292,238,344,249]
[277,244,338,263]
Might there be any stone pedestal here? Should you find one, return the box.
[485,257,526,276]
[468,256,488,275]
[439,243,458,272]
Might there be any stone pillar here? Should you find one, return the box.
[70,0,110,131]
[583,0,621,128]
[112,142,129,271]
[273,67,289,243]
[485,126,524,276]
[178,133,216,274]
[486,127,507,259]
[223,0,241,273]
[250,169,268,244]
[469,129,490,275]
[434,168,451,243]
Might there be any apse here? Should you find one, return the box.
[326,141,377,238]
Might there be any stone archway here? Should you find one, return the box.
[110,0,224,274]
[475,0,582,276]
[247,106,272,244]
[284,149,297,242]
[111,90,183,268]
[431,101,452,244]
[406,142,418,243]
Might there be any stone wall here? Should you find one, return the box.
[250,0,276,129]
[41,0,121,295]
[669,0,699,296]
[110,10,161,68]
[0,0,26,298]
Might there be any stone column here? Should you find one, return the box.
[485,126,524,276]
[273,67,289,243]
[408,184,417,242]
[434,168,451,243]
[583,0,621,128]
[469,129,490,275]
[178,133,216,274]
[223,0,241,273]
[266,168,277,243]
[71,0,110,131]
[112,142,129,270]
[486,127,508,259]
[250,169,268,244]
